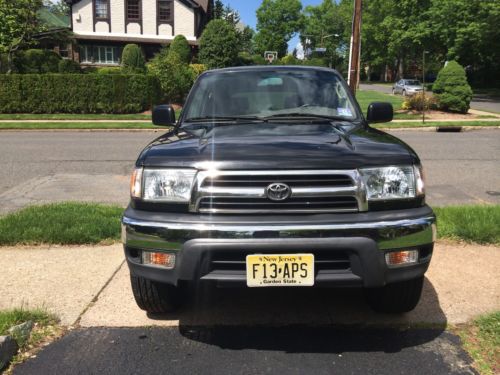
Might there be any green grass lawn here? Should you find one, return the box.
[0,203,123,245]
[375,121,500,129]
[434,205,500,245]
[1,203,498,246]
[0,309,56,338]
[458,311,499,375]
[0,122,159,130]
[356,90,404,115]
[0,308,60,370]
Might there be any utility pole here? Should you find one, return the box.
[348,0,362,94]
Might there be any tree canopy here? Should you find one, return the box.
[254,0,303,58]
[199,19,239,69]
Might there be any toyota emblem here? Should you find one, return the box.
[266,183,291,201]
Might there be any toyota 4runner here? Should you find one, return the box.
[122,66,436,314]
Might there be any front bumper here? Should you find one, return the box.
[122,205,436,288]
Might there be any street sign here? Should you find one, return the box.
[315,48,327,53]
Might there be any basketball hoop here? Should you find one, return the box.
[264,51,278,64]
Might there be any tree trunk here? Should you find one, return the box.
[397,57,404,79]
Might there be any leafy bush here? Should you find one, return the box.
[236,51,254,66]
[433,61,473,113]
[0,74,161,113]
[190,63,207,80]
[148,51,194,103]
[280,54,300,65]
[402,92,438,111]
[251,54,266,65]
[199,19,239,69]
[58,59,81,73]
[95,67,123,74]
[169,35,191,64]
[15,49,61,73]
[121,44,146,73]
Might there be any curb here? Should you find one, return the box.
[0,126,499,133]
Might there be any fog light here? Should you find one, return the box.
[385,250,418,266]
[142,251,176,269]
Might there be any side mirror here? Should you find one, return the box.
[366,102,393,124]
[152,105,176,126]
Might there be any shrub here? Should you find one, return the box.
[148,51,194,103]
[169,35,191,64]
[402,93,438,111]
[199,19,239,69]
[236,51,254,66]
[15,49,61,73]
[432,61,473,113]
[58,59,81,73]
[95,67,123,74]
[0,74,161,113]
[121,44,146,73]
[280,54,300,65]
[190,63,207,80]
[251,54,266,65]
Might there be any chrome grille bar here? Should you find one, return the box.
[189,170,368,214]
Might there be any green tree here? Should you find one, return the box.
[432,60,472,113]
[300,0,347,67]
[254,0,303,58]
[43,0,69,17]
[199,19,239,69]
[0,0,44,73]
[121,44,146,73]
[169,35,191,64]
[148,50,194,103]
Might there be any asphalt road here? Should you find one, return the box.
[13,327,477,375]
[360,83,500,113]
[0,129,499,212]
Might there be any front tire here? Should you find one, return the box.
[402,89,407,96]
[364,276,424,313]
[130,274,182,313]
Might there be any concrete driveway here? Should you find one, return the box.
[360,83,500,113]
[3,240,498,375]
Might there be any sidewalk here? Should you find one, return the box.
[1,242,498,327]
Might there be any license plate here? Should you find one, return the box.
[246,254,314,287]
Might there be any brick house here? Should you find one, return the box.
[65,0,212,66]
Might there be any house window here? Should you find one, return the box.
[95,0,109,19]
[158,0,172,22]
[80,45,121,65]
[81,45,92,63]
[127,0,141,21]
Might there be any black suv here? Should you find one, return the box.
[123,66,436,314]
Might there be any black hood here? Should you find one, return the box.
[137,123,419,170]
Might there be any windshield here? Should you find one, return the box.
[406,80,421,86]
[183,69,359,122]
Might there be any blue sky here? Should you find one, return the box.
[224,0,326,54]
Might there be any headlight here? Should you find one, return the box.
[130,168,197,202]
[360,165,424,200]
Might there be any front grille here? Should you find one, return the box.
[191,170,365,214]
[202,174,353,188]
[199,196,358,213]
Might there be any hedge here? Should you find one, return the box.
[0,74,162,114]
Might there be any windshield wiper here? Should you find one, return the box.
[262,113,349,122]
[184,116,265,123]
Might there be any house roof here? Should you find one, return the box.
[38,7,70,29]
[65,0,208,12]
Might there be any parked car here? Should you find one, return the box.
[123,66,436,314]
[392,79,423,96]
